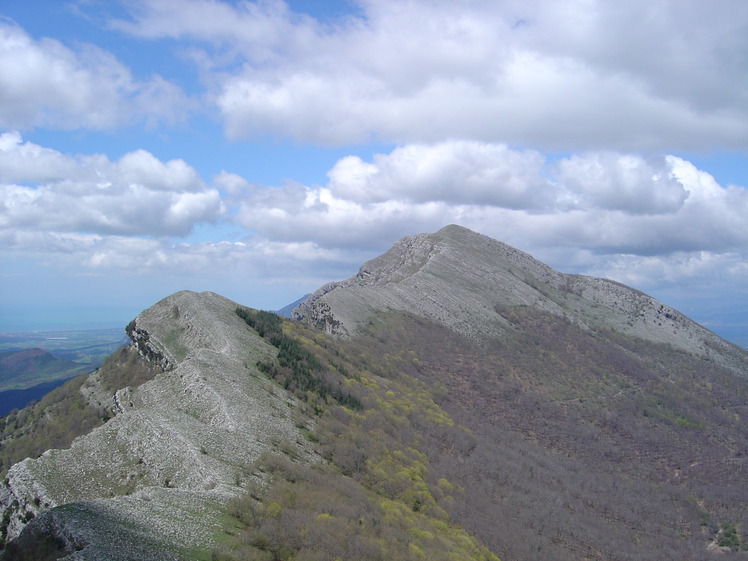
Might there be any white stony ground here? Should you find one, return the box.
[1,290,316,559]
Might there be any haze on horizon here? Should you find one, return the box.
[0,0,747,348]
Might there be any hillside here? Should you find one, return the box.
[0,329,125,367]
[0,330,125,414]
[1,291,317,560]
[2,225,748,560]
[293,225,748,560]
[0,380,72,418]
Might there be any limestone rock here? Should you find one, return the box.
[1,291,315,559]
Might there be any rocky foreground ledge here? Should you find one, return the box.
[1,291,315,560]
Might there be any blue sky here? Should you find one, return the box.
[0,1,747,348]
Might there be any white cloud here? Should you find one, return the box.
[231,141,748,259]
[108,0,748,150]
[112,149,204,192]
[3,131,746,338]
[0,228,362,302]
[594,252,748,291]
[5,135,745,281]
[0,20,189,130]
[212,171,252,195]
[0,131,85,182]
[0,134,222,236]
[326,142,551,208]
[556,152,688,214]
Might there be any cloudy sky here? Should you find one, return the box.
[1,0,747,347]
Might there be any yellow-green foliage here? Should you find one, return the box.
[216,315,500,561]
[219,456,497,561]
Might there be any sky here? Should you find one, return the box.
[0,0,747,348]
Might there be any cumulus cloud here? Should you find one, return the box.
[108,0,748,150]
[0,133,222,236]
[5,134,746,280]
[232,142,748,259]
[3,131,747,333]
[0,131,84,182]
[0,227,361,301]
[0,20,189,130]
[556,152,688,214]
[326,142,551,208]
[589,251,748,292]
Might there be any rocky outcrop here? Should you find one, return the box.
[1,291,317,559]
[295,225,748,375]
[125,321,173,372]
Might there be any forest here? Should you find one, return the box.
[222,306,748,561]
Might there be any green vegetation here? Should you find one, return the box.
[359,306,748,561]
[237,308,362,410]
[226,305,748,560]
[4,295,748,561]
[218,456,497,561]
[96,345,162,393]
[217,309,500,561]
[0,529,72,561]
[718,523,746,551]
[0,374,107,480]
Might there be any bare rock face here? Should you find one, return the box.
[1,291,315,559]
[295,225,748,375]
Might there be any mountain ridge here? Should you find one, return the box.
[1,290,317,559]
[1,225,747,560]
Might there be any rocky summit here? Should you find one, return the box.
[294,224,748,374]
[2,225,748,561]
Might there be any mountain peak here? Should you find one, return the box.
[295,225,747,374]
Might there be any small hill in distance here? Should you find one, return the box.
[0,328,127,415]
[0,348,87,392]
[0,348,88,416]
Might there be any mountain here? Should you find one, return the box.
[1,291,316,560]
[0,349,91,416]
[0,332,125,414]
[2,225,748,561]
[275,293,310,318]
[0,379,72,417]
[293,225,748,560]
[294,225,747,373]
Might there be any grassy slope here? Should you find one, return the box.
[6,303,747,560]
[358,308,748,561]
